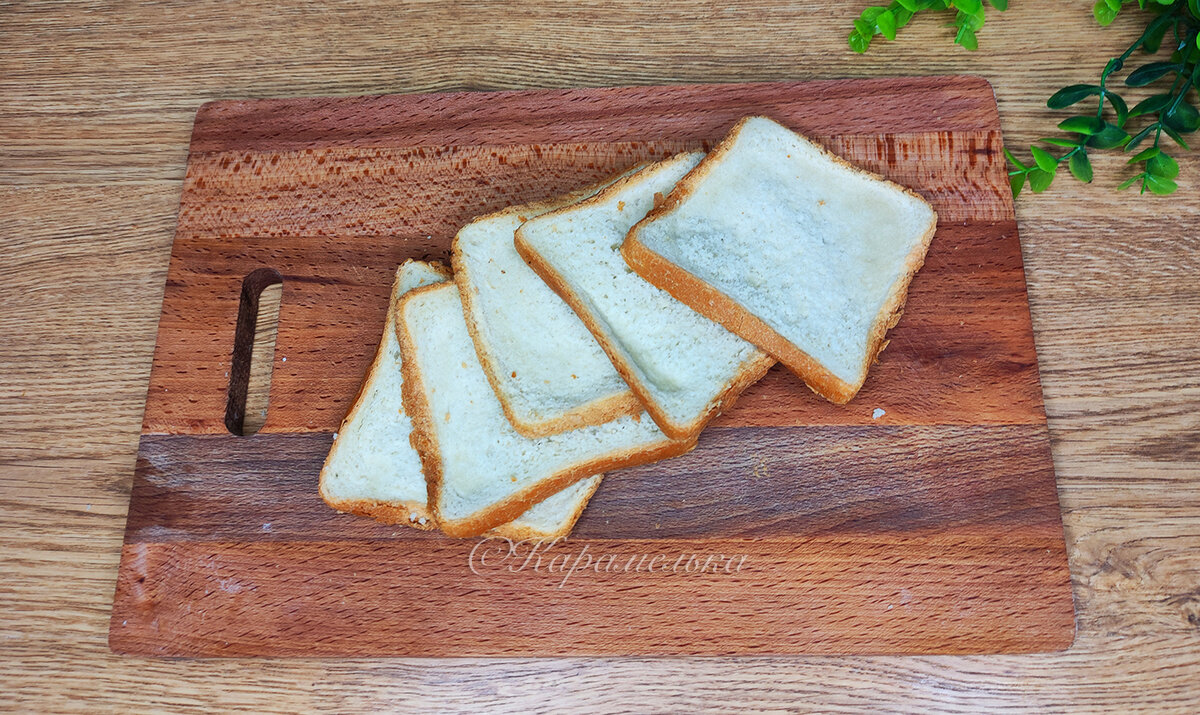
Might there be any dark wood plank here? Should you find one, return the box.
[124,428,1064,542]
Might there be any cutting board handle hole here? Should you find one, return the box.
[225,268,283,436]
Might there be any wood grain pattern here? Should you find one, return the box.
[4,1,1199,711]
[121,427,1062,543]
[108,77,1073,657]
[109,536,1071,657]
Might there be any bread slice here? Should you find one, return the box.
[453,180,643,438]
[318,260,452,528]
[514,153,775,440]
[397,281,693,538]
[623,116,938,404]
[319,260,603,542]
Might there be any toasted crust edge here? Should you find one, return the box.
[395,283,451,531]
[451,188,645,438]
[513,154,774,440]
[321,497,436,529]
[623,116,938,405]
[485,475,603,542]
[317,259,451,525]
[397,282,697,539]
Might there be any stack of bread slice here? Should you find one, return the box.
[320,116,938,541]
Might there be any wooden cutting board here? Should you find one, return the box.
[109,76,1075,657]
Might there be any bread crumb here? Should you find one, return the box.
[618,201,625,211]
[518,215,528,223]
[571,374,577,379]
[872,408,886,420]
[444,412,451,422]
[512,371,517,378]
[818,199,825,206]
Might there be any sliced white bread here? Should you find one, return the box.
[397,281,693,538]
[623,116,938,404]
[514,153,775,440]
[453,179,643,438]
[319,260,603,542]
[318,260,452,528]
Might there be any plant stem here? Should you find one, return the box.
[1163,35,1198,117]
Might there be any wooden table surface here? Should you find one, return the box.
[2,1,1197,712]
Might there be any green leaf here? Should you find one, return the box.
[1147,152,1181,178]
[1128,146,1161,162]
[1144,173,1178,194]
[955,24,978,51]
[1027,168,1055,193]
[876,9,898,40]
[1093,0,1120,25]
[894,7,915,27]
[1125,62,1180,87]
[1162,124,1191,149]
[1068,150,1094,183]
[1003,147,1028,169]
[1191,0,1200,19]
[1009,172,1024,198]
[1143,14,1171,53]
[848,30,871,53]
[1030,146,1059,171]
[1165,102,1200,132]
[1125,124,1157,150]
[854,18,874,36]
[1129,93,1172,117]
[955,0,983,14]
[1086,122,1132,149]
[1107,92,1129,127]
[1047,84,1104,109]
[1118,175,1142,191]
[895,0,918,10]
[861,6,887,23]
[1039,137,1082,147]
[1058,115,1106,135]
[989,0,1009,9]
[957,6,986,31]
